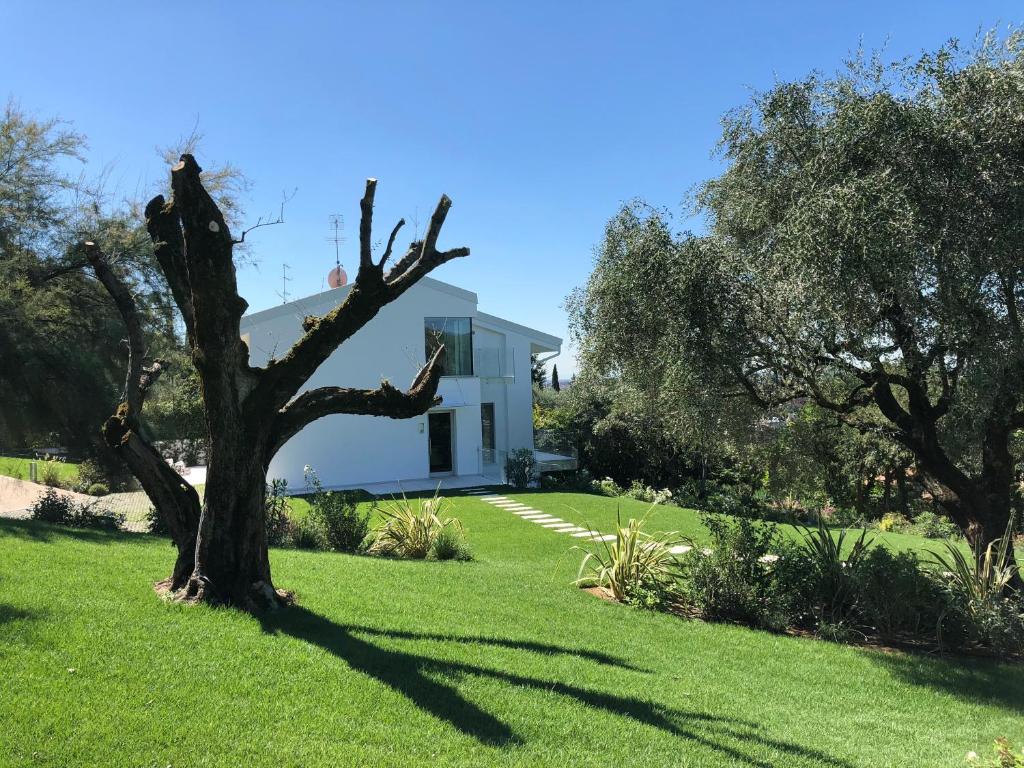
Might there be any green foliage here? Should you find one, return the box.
[265,479,292,547]
[505,448,536,487]
[931,517,1020,610]
[304,467,369,553]
[574,512,683,606]
[369,489,466,560]
[39,462,62,488]
[679,514,793,630]
[85,482,108,497]
[798,520,873,625]
[430,524,473,561]
[28,488,122,531]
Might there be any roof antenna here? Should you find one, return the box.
[327,214,348,288]
[276,263,292,304]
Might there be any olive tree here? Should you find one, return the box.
[87,155,468,608]
[573,33,1024,581]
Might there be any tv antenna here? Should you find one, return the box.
[276,263,292,304]
[327,214,345,271]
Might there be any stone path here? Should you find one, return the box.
[465,488,617,543]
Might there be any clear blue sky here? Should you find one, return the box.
[4,1,1020,376]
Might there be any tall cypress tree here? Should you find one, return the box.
[551,364,560,392]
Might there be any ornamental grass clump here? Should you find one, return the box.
[369,488,470,560]
[574,510,684,607]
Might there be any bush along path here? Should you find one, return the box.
[470,489,617,543]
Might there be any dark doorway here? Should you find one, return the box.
[428,412,454,474]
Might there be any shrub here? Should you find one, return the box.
[853,546,946,643]
[29,487,73,523]
[76,459,106,491]
[878,512,910,532]
[86,482,109,497]
[592,477,622,497]
[265,479,292,547]
[369,489,464,559]
[430,524,473,561]
[679,514,793,630]
[930,517,1019,608]
[144,506,170,536]
[574,511,684,606]
[798,520,874,627]
[40,462,62,488]
[288,514,327,550]
[69,502,125,532]
[907,511,959,539]
[304,467,369,553]
[29,489,123,531]
[625,479,673,505]
[505,448,536,488]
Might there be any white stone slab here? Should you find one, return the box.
[571,530,604,538]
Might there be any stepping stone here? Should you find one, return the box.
[542,521,573,529]
[492,501,524,507]
[482,496,508,501]
[593,534,617,542]
[669,545,692,555]
[525,516,557,522]
[534,518,562,524]
[571,530,604,538]
[559,527,587,534]
[510,509,540,515]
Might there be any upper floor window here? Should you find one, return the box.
[425,317,473,376]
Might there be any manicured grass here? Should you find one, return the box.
[499,489,981,559]
[1,491,1021,767]
[0,455,79,485]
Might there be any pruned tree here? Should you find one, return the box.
[87,155,468,608]
[571,33,1024,585]
[551,364,560,392]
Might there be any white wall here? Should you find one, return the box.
[239,278,557,490]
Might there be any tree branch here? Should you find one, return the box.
[144,194,195,342]
[256,180,469,412]
[266,345,446,458]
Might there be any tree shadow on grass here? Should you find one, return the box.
[0,602,42,627]
[259,606,855,767]
[0,517,133,545]
[865,649,1024,714]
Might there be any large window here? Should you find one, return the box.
[480,402,495,463]
[425,317,473,376]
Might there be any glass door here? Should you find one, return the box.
[428,412,454,474]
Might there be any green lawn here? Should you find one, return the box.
[1,491,1021,767]
[0,455,79,485]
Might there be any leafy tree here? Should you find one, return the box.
[551,363,560,392]
[531,354,546,389]
[86,158,469,607]
[572,32,1024,583]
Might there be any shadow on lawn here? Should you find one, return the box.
[259,606,855,767]
[0,517,134,545]
[867,650,1024,714]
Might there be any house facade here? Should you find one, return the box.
[239,277,564,491]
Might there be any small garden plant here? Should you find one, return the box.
[369,488,471,560]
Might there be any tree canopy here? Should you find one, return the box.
[570,31,1024,570]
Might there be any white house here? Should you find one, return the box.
[239,276,569,492]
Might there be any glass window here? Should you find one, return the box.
[480,402,495,462]
[425,317,473,376]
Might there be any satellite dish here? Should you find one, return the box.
[328,265,348,288]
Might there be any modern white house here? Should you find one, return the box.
[239,276,570,492]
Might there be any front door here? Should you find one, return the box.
[428,411,454,474]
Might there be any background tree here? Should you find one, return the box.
[88,158,469,608]
[551,364,560,392]
[571,32,1024,580]
[531,354,546,389]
